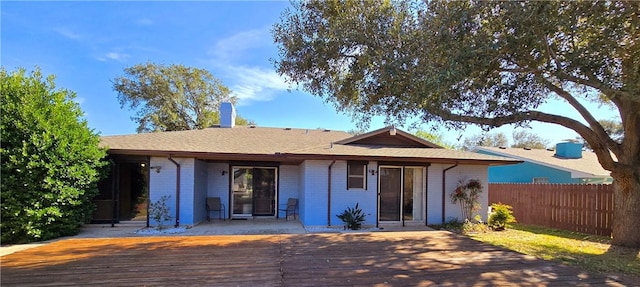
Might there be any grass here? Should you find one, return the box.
[467,223,640,277]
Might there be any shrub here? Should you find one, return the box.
[462,216,491,234]
[1,68,108,243]
[429,217,463,232]
[336,203,366,230]
[450,178,483,221]
[149,195,173,230]
[488,203,516,231]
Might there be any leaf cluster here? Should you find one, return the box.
[149,195,173,230]
[336,203,366,230]
[450,178,483,221]
[488,203,517,231]
[113,63,253,133]
[1,68,109,243]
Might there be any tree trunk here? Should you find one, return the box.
[611,169,640,247]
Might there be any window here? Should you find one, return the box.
[532,177,549,184]
[347,161,367,190]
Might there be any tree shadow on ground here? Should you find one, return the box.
[1,231,632,286]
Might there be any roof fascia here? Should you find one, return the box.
[335,126,442,148]
[281,152,520,165]
[107,149,302,164]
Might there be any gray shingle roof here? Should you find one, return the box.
[100,126,351,155]
[100,126,519,164]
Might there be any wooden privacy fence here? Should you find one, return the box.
[489,183,614,236]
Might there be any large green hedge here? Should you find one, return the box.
[1,68,109,243]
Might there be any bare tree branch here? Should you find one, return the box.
[540,79,620,152]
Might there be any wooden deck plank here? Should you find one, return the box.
[1,231,633,286]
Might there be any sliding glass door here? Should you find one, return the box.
[379,166,424,223]
[231,167,277,217]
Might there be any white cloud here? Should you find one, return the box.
[96,51,129,62]
[228,66,291,104]
[53,27,82,40]
[206,27,295,105]
[209,27,271,63]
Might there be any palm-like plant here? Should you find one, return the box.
[336,203,366,230]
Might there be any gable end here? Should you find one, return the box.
[335,127,442,148]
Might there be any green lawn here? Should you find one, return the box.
[468,224,640,276]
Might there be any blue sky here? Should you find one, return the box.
[1,1,620,147]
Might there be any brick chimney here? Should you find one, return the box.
[220,102,236,128]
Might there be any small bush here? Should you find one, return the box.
[488,203,516,230]
[149,195,173,230]
[462,219,491,234]
[450,178,483,221]
[429,217,464,232]
[336,203,366,230]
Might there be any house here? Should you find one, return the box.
[475,143,613,184]
[96,103,519,228]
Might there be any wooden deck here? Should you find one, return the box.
[1,231,632,286]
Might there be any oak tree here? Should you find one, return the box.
[273,1,640,246]
[113,63,253,133]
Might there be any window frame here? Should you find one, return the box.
[347,161,368,190]
[532,177,549,184]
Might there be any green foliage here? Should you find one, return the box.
[336,203,366,230]
[488,203,517,231]
[462,219,491,234]
[414,130,454,149]
[1,67,109,243]
[579,119,624,148]
[450,178,483,221]
[273,0,636,133]
[149,195,173,230]
[274,0,640,246]
[429,217,463,232]
[112,62,254,133]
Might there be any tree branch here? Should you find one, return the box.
[435,109,618,170]
[540,79,620,153]
[541,34,560,70]
[539,32,631,100]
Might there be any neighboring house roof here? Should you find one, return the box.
[101,126,519,165]
[475,146,611,178]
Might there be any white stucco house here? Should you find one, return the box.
[96,103,518,229]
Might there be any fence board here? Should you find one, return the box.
[489,183,613,237]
